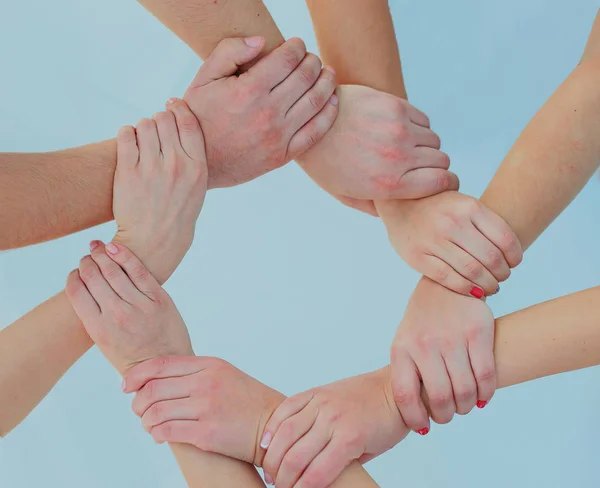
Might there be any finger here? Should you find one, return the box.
[413,126,441,149]
[420,255,482,297]
[334,195,379,217]
[262,406,318,485]
[165,98,206,162]
[65,269,100,320]
[135,118,160,168]
[395,168,459,199]
[246,37,307,91]
[435,241,499,296]
[471,205,524,269]
[89,241,146,304]
[123,356,205,393]
[286,66,337,133]
[142,398,197,432]
[116,126,139,168]
[104,242,162,300]
[261,393,314,450]
[443,347,478,415]
[189,36,266,89]
[132,376,193,417]
[271,52,322,110]
[151,420,199,446]
[416,352,456,425]
[390,349,430,434]
[78,255,121,312]
[276,419,331,488]
[412,147,451,170]
[295,439,354,488]
[407,104,431,128]
[287,93,339,160]
[468,330,497,407]
[452,225,511,285]
[152,111,179,160]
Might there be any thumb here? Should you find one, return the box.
[189,36,265,88]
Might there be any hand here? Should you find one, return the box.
[296,85,459,216]
[380,191,523,297]
[184,36,339,188]
[65,243,193,376]
[391,277,496,435]
[260,368,408,488]
[122,356,285,466]
[113,99,207,284]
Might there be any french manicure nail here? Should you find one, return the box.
[417,427,429,436]
[89,240,100,251]
[260,431,272,449]
[329,94,339,106]
[470,287,484,299]
[166,97,179,105]
[106,243,119,255]
[245,36,263,48]
[264,473,274,485]
[477,400,488,409]
[121,379,127,392]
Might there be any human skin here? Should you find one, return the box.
[300,0,600,437]
[125,285,600,488]
[0,34,338,250]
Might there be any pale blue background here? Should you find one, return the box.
[1,1,599,486]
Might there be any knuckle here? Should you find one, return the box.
[435,170,451,191]
[432,265,450,284]
[308,91,326,110]
[302,471,327,488]
[179,114,200,133]
[429,391,452,408]
[393,387,416,406]
[463,197,482,215]
[464,260,484,280]
[147,403,164,423]
[112,306,132,327]
[284,452,306,472]
[487,249,505,270]
[455,385,476,403]
[475,366,496,383]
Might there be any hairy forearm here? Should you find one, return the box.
[0,141,116,250]
[138,0,284,71]
[305,0,405,98]
[0,292,92,436]
[480,56,600,250]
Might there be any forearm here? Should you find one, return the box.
[305,0,405,98]
[171,444,266,487]
[480,56,600,250]
[0,292,92,436]
[137,0,284,71]
[0,141,116,250]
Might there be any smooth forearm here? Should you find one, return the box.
[172,444,266,487]
[481,57,600,250]
[306,0,405,98]
[0,141,116,250]
[0,292,92,436]
[138,0,284,70]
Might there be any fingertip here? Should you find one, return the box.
[105,242,120,256]
[244,36,265,49]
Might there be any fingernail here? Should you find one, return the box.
[245,36,263,48]
[260,431,272,449]
[491,285,500,296]
[416,427,429,436]
[477,400,488,409]
[324,65,336,75]
[470,287,484,299]
[121,379,127,392]
[264,473,274,485]
[329,94,339,106]
[89,240,101,251]
[166,97,179,105]
[106,242,119,255]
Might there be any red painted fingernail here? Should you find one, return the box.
[417,427,429,436]
[470,286,484,299]
[477,400,488,409]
